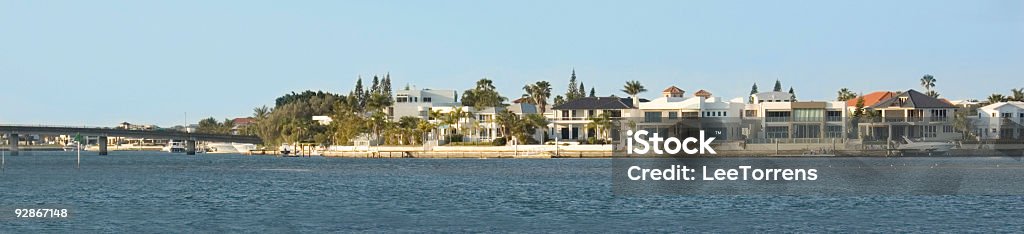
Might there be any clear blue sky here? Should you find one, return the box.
[1,0,1021,127]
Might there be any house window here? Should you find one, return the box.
[792,109,823,122]
[588,110,596,117]
[944,126,954,133]
[826,125,843,138]
[766,126,789,139]
[826,111,842,122]
[668,112,678,119]
[644,112,662,123]
[423,97,432,103]
[924,126,937,138]
[792,124,821,138]
[1001,113,1012,118]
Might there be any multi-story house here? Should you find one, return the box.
[637,87,745,141]
[858,89,959,141]
[389,88,459,121]
[744,96,848,143]
[551,96,644,142]
[975,101,1024,140]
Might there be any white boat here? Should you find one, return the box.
[279,144,293,156]
[62,142,81,152]
[162,140,187,153]
[896,136,956,155]
[206,143,257,154]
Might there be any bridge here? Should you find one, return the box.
[1,125,263,156]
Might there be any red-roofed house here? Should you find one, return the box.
[661,86,685,98]
[694,89,712,99]
[846,91,898,108]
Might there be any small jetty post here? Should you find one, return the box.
[185,140,196,155]
[9,133,18,156]
[97,136,108,155]
[76,140,81,169]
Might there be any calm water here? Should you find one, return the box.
[1,151,1022,232]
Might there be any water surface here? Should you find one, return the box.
[1,151,1022,232]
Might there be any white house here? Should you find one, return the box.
[637,87,745,141]
[551,96,644,141]
[976,101,1024,140]
[744,96,848,141]
[389,88,459,121]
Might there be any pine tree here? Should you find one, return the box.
[589,88,596,97]
[749,83,759,104]
[773,80,782,92]
[788,87,796,101]
[578,82,586,98]
[370,75,381,94]
[567,69,579,100]
[382,73,392,97]
[353,77,366,111]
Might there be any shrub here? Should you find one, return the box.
[491,137,507,146]
[446,134,464,143]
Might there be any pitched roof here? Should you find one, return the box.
[662,86,684,94]
[868,89,956,109]
[694,89,712,97]
[847,91,897,107]
[552,97,646,110]
[979,101,1024,111]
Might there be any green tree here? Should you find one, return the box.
[773,79,782,92]
[837,88,857,101]
[987,93,1006,104]
[788,87,796,101]
[1010,88,1024,102]
[462,78,506,110]
[621,80,647,103]
[589,88,596,97]
[553,95,566,106]
[748,83,758,104]
[578,82,586,99]
[920,74,938,98]
[586,112,613,141]
[566,69,580,100]
[522,81,553,114]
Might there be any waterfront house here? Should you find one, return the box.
[637,88,744,141]
[389,88,459,121]
[845,91,898,113]
[743,98,848,143]
[975,101,1024,140]
[551,96,645,142]
[858,89,959,141]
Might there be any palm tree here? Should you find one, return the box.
[1010,88,1024,102]
[252,106,271,120]
[621,80,647,103]
[920,74,938,97]
[522,81,553,114]
[837,88,856,101]
[987,93,1006,105]
[586,112,613,141]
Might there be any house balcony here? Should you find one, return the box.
[765,117,790,123]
